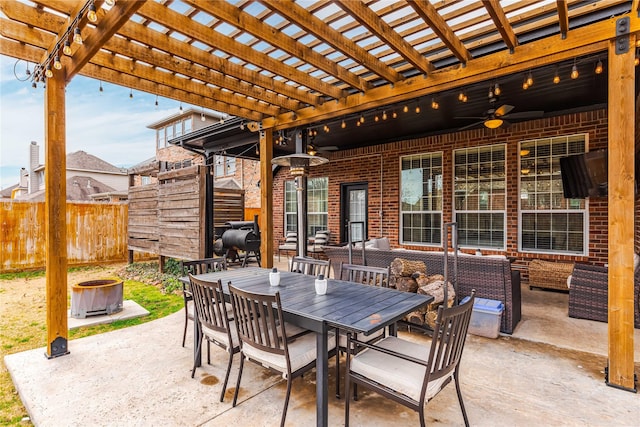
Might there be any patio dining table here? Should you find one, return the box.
[184,267,433,427]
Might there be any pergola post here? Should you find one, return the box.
[259,128,273,269]
[44,69,69,359]
[606,31,636,391]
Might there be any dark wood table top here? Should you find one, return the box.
[188,267,433,335]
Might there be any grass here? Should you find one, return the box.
[0,263,183,426]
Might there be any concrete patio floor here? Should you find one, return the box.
[5,259,640,426]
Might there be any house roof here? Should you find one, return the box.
[146,108,226,129]
[66,151,126,174]
[22,175,117,202]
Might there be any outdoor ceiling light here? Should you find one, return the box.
[73,28,83,45]
[87,2,98,23]
[63,39,72,55]
[53,56,62,70]
[484,117,503,129]
[595,59,603,74]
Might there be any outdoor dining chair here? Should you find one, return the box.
[307,230,330,258]
[188,275,240,402]
[180,257,228,347]
[277,231,297,261]
[290,256,331,278]
[344,292,476,427]
[334,263,391,398]
[228,284,336,427]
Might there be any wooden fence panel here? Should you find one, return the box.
[1,201,129,272]
[127,183,158,253]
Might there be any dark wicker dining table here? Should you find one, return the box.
[183,267,433,427]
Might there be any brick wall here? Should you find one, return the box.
[273,109,620,266]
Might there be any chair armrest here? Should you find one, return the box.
[349,335,429,367]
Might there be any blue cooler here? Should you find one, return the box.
[460,296,504,338]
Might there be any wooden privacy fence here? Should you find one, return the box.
[0,200,129,272]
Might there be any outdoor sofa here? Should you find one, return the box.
[568,263,640,328]
[324,245,521,334]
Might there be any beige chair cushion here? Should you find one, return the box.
[338,328,384,348]
[202,320,239,351]
[242,331,336,379]
[350,336,451,402]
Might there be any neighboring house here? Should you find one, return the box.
[145,109,261,213]
[6,141,128,202]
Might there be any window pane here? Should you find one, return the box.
[400,152,443,245]
[453,144,506,250]
[519,135,587,255]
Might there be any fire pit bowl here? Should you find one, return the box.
[71,279,123,319]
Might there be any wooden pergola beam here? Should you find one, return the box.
[606,32,636,391]
[186,0,371,93]
[409,0,472,64]
[38,0,85,65]
[261,0,403,84]
[338,0,435,75]
[557,0,570,38]
[259,128,274,269]
[66,0,145,80]
[482,0,519,51]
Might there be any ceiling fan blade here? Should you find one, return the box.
[503,110,544,120]
[455,116,486,120]
[458,120,484,131]
[494,104,514,117]
[317,145,338,152]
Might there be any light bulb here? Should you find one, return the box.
[382,111,387,120]
[595,59,603,74]
[87,3,98,23]
[553,73,560,84]
[374,115,379,122]
[635,54,639,67]
[462,95,468,102]
[129,89,133,99]
[359,115,364,123]
[571,64,579,79]
[201,113,206,122]
[73,28,83,45]
[403,105,408,113]
[392,111,397,119]
[341,120,346,129]
[63,39,72,55]
[356,120,361,127]
[32,82,37,89]
[526,72,533,86]
[458,91,465,101]
[105,0,115,5]
[45,66,53,78]
[416,105,421,113]
[179,103,183,114]
[53,55,62,70]
[99,81,103,92]
[522,80,529,90]
[494,83,501,96]
[431,99,438,110]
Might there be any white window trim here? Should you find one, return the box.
[399,151,444,248]
[517,133,589,256]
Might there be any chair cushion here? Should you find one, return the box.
[338,328,384,348]
[350,336,451,402]
[202,320,239,350]
[279,243,297,250]
[242,331,336,378]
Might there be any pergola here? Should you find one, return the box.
[0,0,637,393]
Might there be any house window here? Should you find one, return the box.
[183,118,192,134]
[141,176,151,185]
[175,120,183,137]
[284,177,328,237]
[519,134,587,254]
[157,128,166,149]
[400,153,443,245]
[165,124,174,145]
[454,144,506,250]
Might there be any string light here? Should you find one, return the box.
[382,111,387,120]
[154,94,158,109]
[356,120,361,127]
[594,59,603,74]
[522,76,529,90]
[63,39,72,56]
[374,114,379,122]
[403,105,409,113]
[53,55,62,70]
[201,107,206,121]
[44,65,53,78]
[553,67,560,84]
[570,64,579,79]
[105,0,116,6]
[129,88,133,99]
[179,102,183,114]
[430,98,439,110]
[99,80,103,92]
[392,111,397,119]
[526,71,533,87]
[635,48,639,67]
[359,115,365,124]
[415,103,421,113]
[341,119,346,129]
[87,2,98,23]
[494,83,501,96]
[73,28,83,45]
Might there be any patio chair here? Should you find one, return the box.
[180,257,228,347]
[334,263,391,398]
[277,231,298,261]
[307,230,330,258]
[188,275,239,402]
[344,292,475,427]
[290,256,331,277]
[228,284,336,427]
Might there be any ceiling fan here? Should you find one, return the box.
[457,96,543,130]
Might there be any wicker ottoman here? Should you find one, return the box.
[528,259,574,292]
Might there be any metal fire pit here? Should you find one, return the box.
[71,279,123,319]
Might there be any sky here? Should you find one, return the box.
[0,54,206,190]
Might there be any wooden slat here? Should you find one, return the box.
[188,0,370,92]
[338,0,435,75]
[482,0,519,51]
[409,0,472,63]
[264,0,402,84]
[137,1,344,100]
[606,33,636,391]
